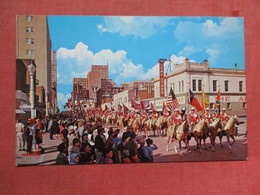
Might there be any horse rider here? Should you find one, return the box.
[171,108,182,137]
[219,108,230,127]
[163,108,169,118]
[203,107,213,123]
[188,107,199,131]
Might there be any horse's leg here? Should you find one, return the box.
[166,135,170,152]
[226,134,232,149]
[218,132,223,148]
[193,135,198,151]
[210,134,215,152]
[230,134,236,146]
[203,136,207,151]
[199,137,202,152]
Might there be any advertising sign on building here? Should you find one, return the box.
[159,59,166,97]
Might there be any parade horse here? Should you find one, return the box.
[143,118,153,137]
[208,119,223,152]
[173,121,190,154]
[222,115,240,150]
[165,118,176,152]
[132,117,141,135]
[155,116,167,137]
[192,119,208,152]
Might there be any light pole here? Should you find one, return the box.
[27,60,36,119]
[45,89,49,117]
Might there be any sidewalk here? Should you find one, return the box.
[16,132,62,166]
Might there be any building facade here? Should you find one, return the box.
[152,58,246,115]
[16,15,52,104]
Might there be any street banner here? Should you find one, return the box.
[159,59,166,97]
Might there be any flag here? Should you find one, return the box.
[162,101,166,111]
[202,89,209,114]
[118,104,122,111]
[104,105,109,111]
[214,88,221,114]
[140,101,146,110]
[166,88,179,111]
[123,104,129,112]
[131,99,141,110]
[150,102,155,110]
[189,89,202,111]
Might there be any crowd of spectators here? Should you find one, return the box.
[55,121,158,165]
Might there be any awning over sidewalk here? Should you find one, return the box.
[16,109,26,114]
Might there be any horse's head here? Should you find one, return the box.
[233,115,240,125]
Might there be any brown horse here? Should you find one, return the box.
[208,119,223,152]
[132,117,141,135]
[222,115,240,150]
[143,118,152,137]
[192,119,208,152]
[173,121,189,154]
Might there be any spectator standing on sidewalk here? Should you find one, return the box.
[16,120,25,151]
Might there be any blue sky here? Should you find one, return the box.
[47,16,245,110]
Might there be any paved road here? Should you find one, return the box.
[152,116,247,163]
[16,117,247,166]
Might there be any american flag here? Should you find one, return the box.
[166,88,179,111]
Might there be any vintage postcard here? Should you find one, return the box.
[16,16,247,166]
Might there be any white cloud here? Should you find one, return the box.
[97,16,172,39]
[203,17,243,37]
[178,45,202,56]
[174,17,244,67]
[57,93,71,109]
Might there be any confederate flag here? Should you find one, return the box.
[140,101,146,110]
[131,99,141,110]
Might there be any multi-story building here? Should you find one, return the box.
[16,59,35,122]
[113,81,154,110]
[73,78,88,101]
[91,65,108,79]
[51,51,58,113]
[87,71,102,100]
[152,58,246,115]
[16,15,52,106]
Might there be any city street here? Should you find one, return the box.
[16,117,247,166]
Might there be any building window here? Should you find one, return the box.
[26,27,34,32]
[213,80,217,92]
[26,50,34,56]
[179,81,181,92]
[225,80,229,92]
[239,81,243,92]
[181,80,184,92]
[26,38,34,44]
[227,102,231,109]
[192,79,196,91]
[198,80,202,91]
[26,16,34,21]
[243,102,246,109]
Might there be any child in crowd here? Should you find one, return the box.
[104,148,113,164]
[70,138,81,156]
[70,153,80,165]
[143,138,158,163]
